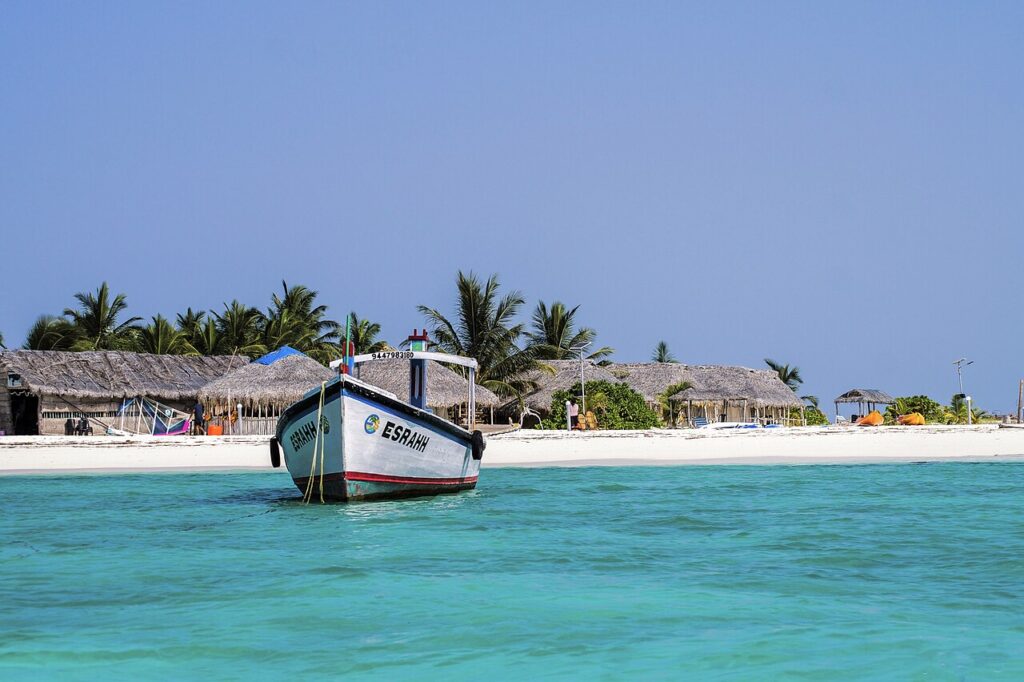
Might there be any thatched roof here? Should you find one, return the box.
[0,350,246,401]
[354,359,500,408]
[835,389,894,404]
[608,362,802,409]
[501,360,623,413]
[669,366,803,409]
[198,354,335,407]
[609,362,693,402]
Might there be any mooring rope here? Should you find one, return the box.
[302,382,328,504]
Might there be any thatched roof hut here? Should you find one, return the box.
[669,366,803,409]
[608,362,693,404]
[499,360,623,415]
[609,362,802,426]
[198,354,335,409]
[0,349,246,436]
[354,359,499,409]
[0,350,245,401]
[834,388,894,421]
[834,389,894,405]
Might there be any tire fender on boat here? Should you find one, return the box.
[471,430,485,460]
[270,437,281,468]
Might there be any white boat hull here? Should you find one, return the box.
[274,376,482,501]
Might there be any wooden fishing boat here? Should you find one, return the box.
[270,331,485,502]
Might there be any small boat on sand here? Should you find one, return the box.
[270,331,485,502]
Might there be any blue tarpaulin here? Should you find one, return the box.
[255,346,305,365]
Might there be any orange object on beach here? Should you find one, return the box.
[855,410,884,426]
[897,412,926,426]
[206,424,224,436]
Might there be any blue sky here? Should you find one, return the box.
[2,1,1022,412]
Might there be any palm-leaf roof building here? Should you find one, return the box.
[503,360,803,427]
[833,388,894,421]
[0,350,245,435]
[197,354,501,435]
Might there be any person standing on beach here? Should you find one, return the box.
[193,400,206,435]
[568,398,580,430]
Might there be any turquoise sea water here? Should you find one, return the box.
[2,464,1023,680]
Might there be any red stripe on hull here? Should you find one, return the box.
[345,471,478,486]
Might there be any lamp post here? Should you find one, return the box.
[954,358,974,425]
[569,342,592,416]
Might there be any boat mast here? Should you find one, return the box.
[407,330,429,410]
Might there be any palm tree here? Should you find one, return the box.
[652,341,676,363]
[176,308,206,349]
[944,394,989,425]
[526,301,613,361]
[418,271,538,396]
[765,358,803,392]
[63,282,142,350]
[139,315,196,355]
[214,300,266,357]
[192,318,222,356]
[802,395,819,409]
[346,312,388,354]
[657,380,693,426]
[263,281,341,363]
[23,315,80,350]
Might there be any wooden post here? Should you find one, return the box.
[1018,379,1023,423]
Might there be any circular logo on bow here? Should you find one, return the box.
[364,414,380,434]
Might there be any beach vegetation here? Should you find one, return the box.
[543,380,659,430]
[657,381,693,426]
[799,395,829,426]
[801,406,830,426]
[190,319,222,356]
[765,358,803,391]
[63,282,142,351]
[213,300,266,357]
[884,396,945,424]
[417,271,539,397]
[942,394,990,425]
[346,312,388,354]
[139,315,197,355]
[526,301,613,361]
[175,308,206,347]
[652,341,676,363]
[22,315,80,351]
[262,282,342,364]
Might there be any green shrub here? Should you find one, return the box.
[884,396,945,424]
[802,407,830,426]
[541,381,660,430]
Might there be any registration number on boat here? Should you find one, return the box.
[371,351,415,360]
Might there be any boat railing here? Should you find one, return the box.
[330,350,481,430]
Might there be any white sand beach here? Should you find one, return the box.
[1,425,1023,474]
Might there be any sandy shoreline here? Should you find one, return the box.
[1,425,1023,474]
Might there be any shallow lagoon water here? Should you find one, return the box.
[2,463,1023,680]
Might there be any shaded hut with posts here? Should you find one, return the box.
[669,365,804,426]
[610,362,804,426]
[0,350,245,436]
[197,354,335,435]
[353,359,500,426]
[833,389,894,423]
[496,360,622,427]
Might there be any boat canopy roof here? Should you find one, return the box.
[329,351,478,371]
